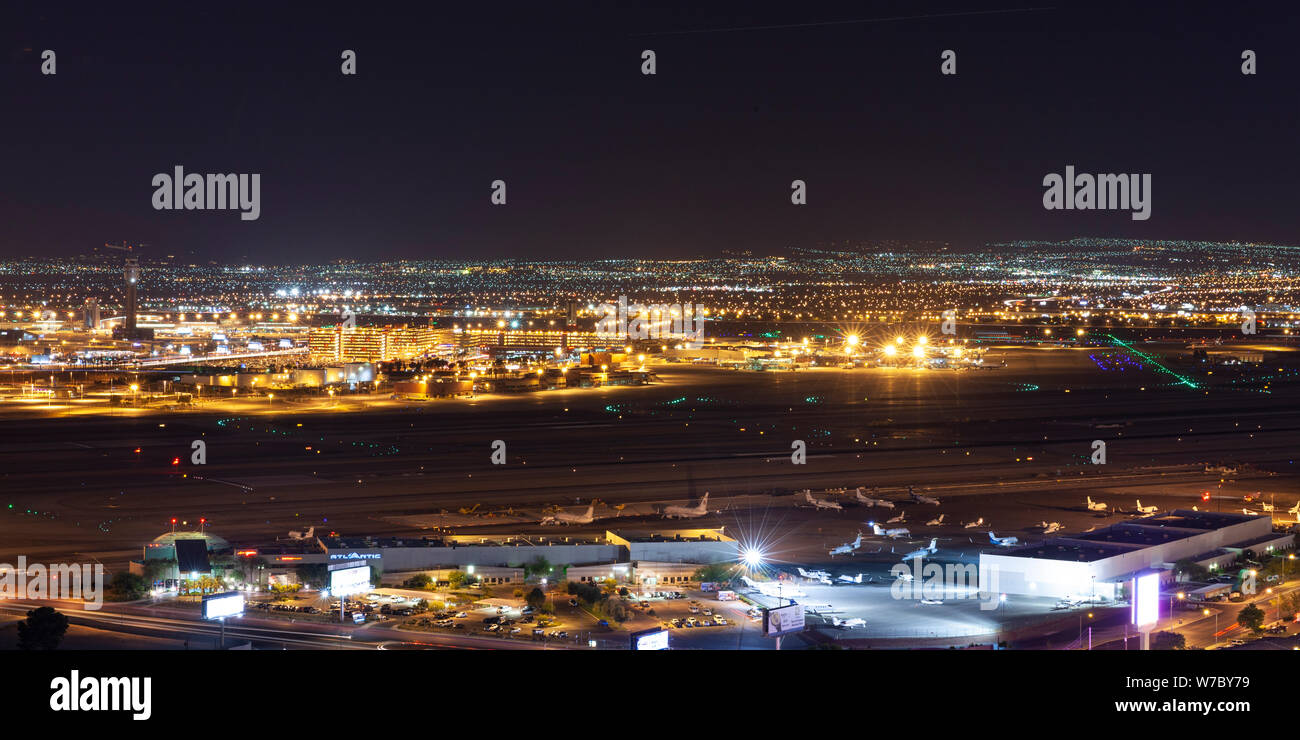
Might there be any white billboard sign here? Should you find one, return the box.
[632,629,669,650]
[763,604,805,637]
[203,591,245,620]
[330,564,372,597]
[1131,571,1159,627]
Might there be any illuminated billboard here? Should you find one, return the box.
[202,591,245,620]
[630,628,669,650]
[1131,571,1160,627]
[763,604,805,637]
[330,563,372,597]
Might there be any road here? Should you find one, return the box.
[0,599,559,650]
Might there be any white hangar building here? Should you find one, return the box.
[979,510,1293,600]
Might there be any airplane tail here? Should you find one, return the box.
[929,538,938,551]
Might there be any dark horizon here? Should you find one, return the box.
[3,1,1298,262]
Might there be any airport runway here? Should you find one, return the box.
[2,347,1299,570]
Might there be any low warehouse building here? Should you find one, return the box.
[980,510,1292,600]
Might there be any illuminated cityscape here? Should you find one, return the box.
[1,1,1292,721]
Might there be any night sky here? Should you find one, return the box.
[2,1,1298,262]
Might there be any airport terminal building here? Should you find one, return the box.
[137,528,738,588]
[980,510,1294,601]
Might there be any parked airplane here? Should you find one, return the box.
[1262,501,1275,513]
[988,531,1019,547]
[830,616,866,629]
[797,489,843,511]
[1040,521,1063,534]
[287,526,315,540]
[797,568,833,584]
[740,576,805,599]
[1135,499,1158,515]
[837,573,870,584]
[963,517,985,529]
[1289,502,1300,517]
[1085,496,1108,511]
[853,488,895,508]
[886,511,906,524]
[663,492,710,519]
[829,533,863,557]
[926,513,945,527]
[1206,464,1240,475]
[901,538,939,560]
[910,487,940,505]
[541,504,595,526]
[871,522,911,539]
[918,599,944,605]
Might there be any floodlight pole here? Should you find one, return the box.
[219,616,226,649]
